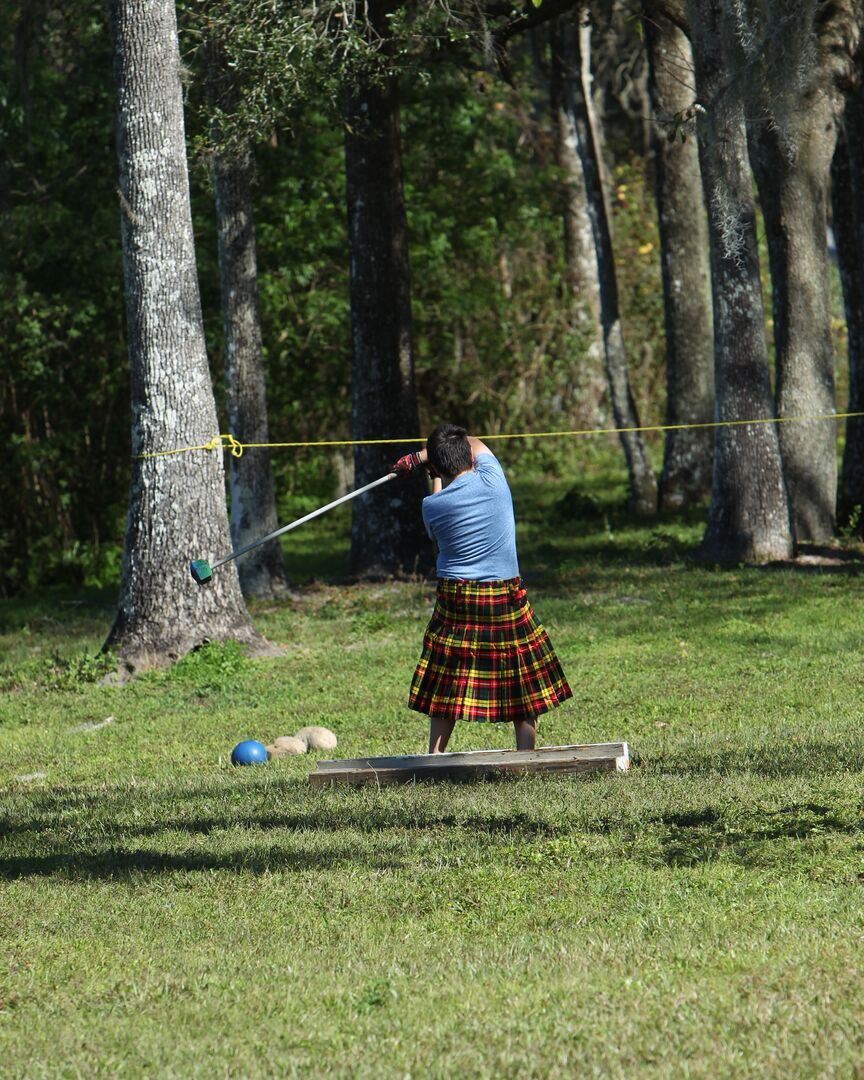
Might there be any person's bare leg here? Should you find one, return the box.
[429,717,456,753]
[514,718,536,751]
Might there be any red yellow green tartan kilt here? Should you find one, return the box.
[409,577,572,724]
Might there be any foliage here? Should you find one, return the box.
[0,5,129,596]
[0,1,681,593]
[608,159,665,421]
[42,649,114,691]
[404,61,600,438]
[252,117,352,447]
[180,0,500,154]
[220,55,640,502]
[163,639,252,693]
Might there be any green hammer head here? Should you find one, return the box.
[190,559,213,585]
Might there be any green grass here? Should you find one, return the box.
[2,468,864,1078]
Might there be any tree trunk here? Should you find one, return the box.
[748,72,849,541]
[688,0,793,562]
[547,22,606,428]
[835,76,864,527]
[344,3,428,576]
[555,9,658,514]
[208,42,289,598]
[750,4,860,540]
[105,0,265,673]
[644,7,714,510]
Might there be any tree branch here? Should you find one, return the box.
[493,0,582,49]
[643,0,690,37]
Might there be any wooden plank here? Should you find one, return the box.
[313,742,626,771]
[309,741,629,788]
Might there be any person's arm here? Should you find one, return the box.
[390,447,429,475]
[392,433,494,476]
[467,436,495,461]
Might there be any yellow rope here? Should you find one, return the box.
[139,411,864,459]
[144,433,245,458]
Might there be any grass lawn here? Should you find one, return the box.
[2,463,864,1078]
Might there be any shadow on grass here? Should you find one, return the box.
[516,481,864,579]
[536,539,864,580]
[3,752,862,880]
[0,777,583,843]
[658,801,863,868]
[0,843,408,881]
[0,792,571,880]
[4,733,863,843]
[0,586,116,633]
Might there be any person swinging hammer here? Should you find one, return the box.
[392,424,572,754]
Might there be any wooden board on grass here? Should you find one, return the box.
[309,741,630,787]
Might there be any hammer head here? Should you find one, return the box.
[190,559,213,585]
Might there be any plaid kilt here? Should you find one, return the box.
[409,577,572,724]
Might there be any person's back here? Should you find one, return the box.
[422,453,519,581]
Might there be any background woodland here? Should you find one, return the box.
[2,1,863,669]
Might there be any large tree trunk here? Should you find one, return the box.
[746,8,860,542]
[555,9,657,514]
[208,43,289,599]
[749,118,837,542]
[835,76,864,527]
[105,0,264,673]
[688,0,793,563]
[644,7,714,510]
[344,3,427,575]
[547,22,606,427]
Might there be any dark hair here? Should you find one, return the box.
[426,423,473,480]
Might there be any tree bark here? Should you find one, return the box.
[105,0,265,673]
[547,21,606,427]
[835,76,864,527]
[749,119,837,542]
[344,2,428,575]
[208,42,289,598]
[554,9,658,514]
[747,20,860,542]
[644,6,714,510]
[688,0,793,562]
[749,5,861,540]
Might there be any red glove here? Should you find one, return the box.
[391,451,423,476]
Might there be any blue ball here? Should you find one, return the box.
[231,739,268,766]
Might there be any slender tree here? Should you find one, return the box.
[644,4,714,510]
[687,0,793,562]
[547,21,606,427]
[105,0,266,673]
[344,0,428,575]
[553,7,658,514]
[207,38,290,598]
